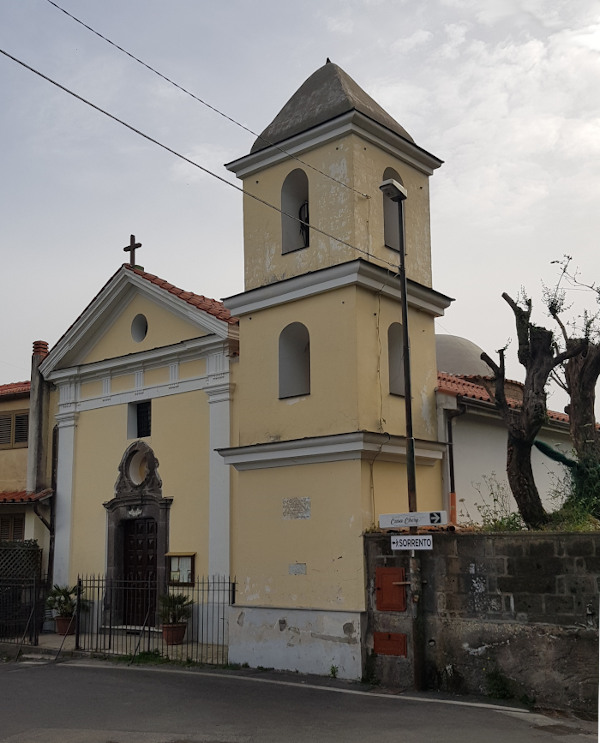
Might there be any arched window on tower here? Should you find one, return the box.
[388,322,405,396]
[279,322,310,398]
[382,167,403,252]
[281,169,309,254]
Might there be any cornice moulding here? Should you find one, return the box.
[224,259,453,317]
[44,336,229,384]
[226,110,443,178]
[218,431,445,470]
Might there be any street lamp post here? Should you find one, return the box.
[379,179,417,519]
[379,179,425,691]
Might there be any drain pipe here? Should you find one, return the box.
[26,340,55,587]
[445,404,466,524]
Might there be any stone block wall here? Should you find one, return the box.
[364,532,599,716]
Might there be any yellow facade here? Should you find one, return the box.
[68,388,211,578]
[241,132,434,292]
[82,293,208,366]
[231,460,367,611]
[234,287,439,448]
[0,396,29,492]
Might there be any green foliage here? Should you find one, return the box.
[535,443,600,527]
[533,440,576,468]
[471,474,525,532]
[329,664,338,679]
[158,592,193,624]
[46,584,86,617]
[569,455,600,519]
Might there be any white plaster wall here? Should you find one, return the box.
[452,413,572,523]
[228,607,363,680]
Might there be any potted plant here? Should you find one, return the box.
[159,592,193,645]
[46,584,81,635]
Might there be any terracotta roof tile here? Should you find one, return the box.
[437,372,569,424]
[0,489,53,504]
[125,264,238,325]
[0,381,30,397]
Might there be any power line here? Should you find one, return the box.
[0,47,398,271]
[44,0,370,200]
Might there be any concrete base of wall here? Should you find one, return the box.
[429,617,598,717]
[228,606,364,680]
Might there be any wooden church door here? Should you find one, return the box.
[123,517,157,626]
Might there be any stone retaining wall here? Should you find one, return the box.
[365,532,599,715]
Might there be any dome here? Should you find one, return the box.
[436,334,490,376]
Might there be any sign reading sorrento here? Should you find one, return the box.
[391,534,433,551]
[379,511,447,528]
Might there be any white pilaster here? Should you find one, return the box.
[205,352,233,577]
[53,411,78,585]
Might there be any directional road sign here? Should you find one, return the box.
[379,511,447,529]
[391,535,433,551]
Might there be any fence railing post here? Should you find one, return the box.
[75,577,83,650]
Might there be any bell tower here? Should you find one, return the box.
[221,62,452,680]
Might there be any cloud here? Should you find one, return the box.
[169,143,236,186]
[325,16,355,35]
[391,29,433,54]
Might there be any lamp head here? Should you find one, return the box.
[379,178,407,202]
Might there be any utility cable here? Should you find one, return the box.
[0,47,398,271]
[44,0,370,200]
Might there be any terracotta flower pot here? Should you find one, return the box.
[55,615,75,635]
[162,622,187,646]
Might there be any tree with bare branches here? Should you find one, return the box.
[546,257,600,462]
[481,292,586,528]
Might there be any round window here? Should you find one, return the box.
[131,314,148,342]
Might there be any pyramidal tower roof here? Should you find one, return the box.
[250,60,414,153]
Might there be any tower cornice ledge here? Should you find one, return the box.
[218,431,445,471]
[226,110,443,179]
[224,259,453,317]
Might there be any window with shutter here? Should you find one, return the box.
[0,411,28,449]
[14,413,28,444]
[0,514,25,541]
[0,516,10,541]
[0,415,11,446]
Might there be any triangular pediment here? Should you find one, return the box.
[41,265,238,376]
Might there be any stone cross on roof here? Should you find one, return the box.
[123,234,141,266]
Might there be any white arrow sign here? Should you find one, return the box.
[391,535,433,551]
[379,511,447,528]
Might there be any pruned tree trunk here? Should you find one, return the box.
[507,432,549,528]
[481,293,586,529]
[563,341,600,460]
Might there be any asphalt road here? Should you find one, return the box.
[0,659,595,742]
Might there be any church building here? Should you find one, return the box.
[19,61,457,677]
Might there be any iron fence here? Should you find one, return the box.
[73,575,235,664]
[0,577,45,645]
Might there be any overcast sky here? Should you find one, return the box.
[1,0,599,414]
